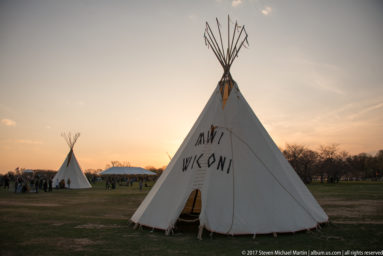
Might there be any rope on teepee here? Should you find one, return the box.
[177,217,199,223]
[226,128,236,235]
[215,125,319,225]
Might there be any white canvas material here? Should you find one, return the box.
[131,82,328,235]
[53,149,91,189]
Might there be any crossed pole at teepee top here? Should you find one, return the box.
[204,15,249,75]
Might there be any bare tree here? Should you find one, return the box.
[376,150,383,179]
[283,144,318,184]
[110,161,122,167]
[300,149,319,184]
[317,144,348,183]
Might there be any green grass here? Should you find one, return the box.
[0,181,382,255]
[309,182,383,200]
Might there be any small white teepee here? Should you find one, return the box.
[53,132,91,189]
[131,17,328,237]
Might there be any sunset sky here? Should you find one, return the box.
[1,0,382,174]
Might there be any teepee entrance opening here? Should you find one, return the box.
[182,189,202,215]
[176,189,202,232]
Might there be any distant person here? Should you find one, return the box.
[22,183,27,193]
[59,179,65,189]
[21,178,28,193]
[43,179,48,192]
[17,177,23,193]
[139,178,143,191]
[14,177,18,193]
[4,175,10,191]
[34,177,39,193]
[48,178,52,192]
[67,178,71,189]
[30,177,34,189]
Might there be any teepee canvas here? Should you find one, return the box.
[53,133,91,189]
[131,17,328,237]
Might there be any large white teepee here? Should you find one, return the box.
[131,17,328,237]
[53,133,91,189]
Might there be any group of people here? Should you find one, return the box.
[2,172,156,192]
[1,173,72,193]
[105,177,116,190]
[13,175,53,193]
[56,178,71,189]
[104,176,148,191]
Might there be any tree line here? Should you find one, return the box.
[282,144,383,184]
[1,147,382,185]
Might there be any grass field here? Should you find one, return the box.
[0,181,382,255]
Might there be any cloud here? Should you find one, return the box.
[313,77,344,95]
[287,56,345,95]
[347,102,383,121]
[65,100,85,106]
[188,14,198,22]
[232,0,242,7]
[15,139,43,145]
[261,6,272,16]
[1,118,16,127]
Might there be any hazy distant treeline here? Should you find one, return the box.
[282,144,383,184]
[1,146,382,185]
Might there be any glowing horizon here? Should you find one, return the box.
[1,0,382,174]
